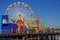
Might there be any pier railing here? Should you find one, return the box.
[0,28,60,40]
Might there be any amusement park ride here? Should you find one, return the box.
[0,2,44,34]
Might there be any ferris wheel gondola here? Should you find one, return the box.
[5,2,33,14]
[5,2,35,23]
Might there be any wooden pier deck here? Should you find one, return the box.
[0,32,60,40]
[0,28,60,40]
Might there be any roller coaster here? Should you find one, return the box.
[0,2,45,34]
[0,2,60,40]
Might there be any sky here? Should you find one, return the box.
[0,0,60,28]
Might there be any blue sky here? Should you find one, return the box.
[0,0,60,28]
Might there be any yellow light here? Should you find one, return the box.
[10,18,36,20]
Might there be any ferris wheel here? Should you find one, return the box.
[5,2,35,23]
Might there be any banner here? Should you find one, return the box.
[40,22,46,30]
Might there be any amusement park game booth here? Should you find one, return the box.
[0,15,17,34]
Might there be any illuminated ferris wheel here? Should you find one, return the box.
[5,2,34,23]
